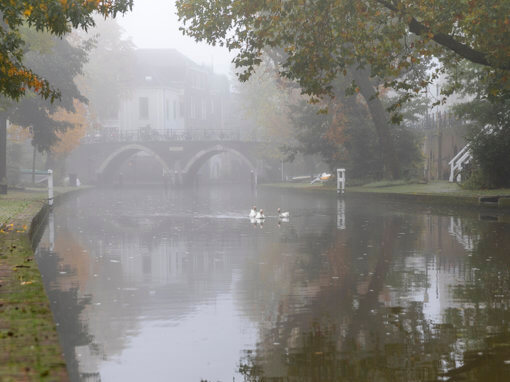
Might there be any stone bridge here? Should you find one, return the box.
[67,133,262,185]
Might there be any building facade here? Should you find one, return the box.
[103,49,230,138]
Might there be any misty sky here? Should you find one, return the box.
[118,0,234,76]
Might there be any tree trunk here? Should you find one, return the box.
[352,68,401,179]
[32,144,36,185]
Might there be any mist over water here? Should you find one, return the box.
[35,185,510,381]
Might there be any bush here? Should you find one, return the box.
[468,126,510,188]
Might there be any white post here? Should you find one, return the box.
[49,210,55,251]
[47,169,54,206]
[336,168,345,194]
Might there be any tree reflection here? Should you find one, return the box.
[237,211,510,381]
[37,246,94,381]
[442,221,510,381]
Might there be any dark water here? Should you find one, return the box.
[35,185,510,381]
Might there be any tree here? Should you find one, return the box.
[2,32,90,186]
[0,0,132,100]
[177,0,510,178]
[234,60,294,143]
[177,0,509,102]
[443,58,510,188]
[286,82,421,180]
[51,100,88,159]
[0,0,132,193]
[7,31,88,152]
[76,17,135,124]
[454,87,510,188]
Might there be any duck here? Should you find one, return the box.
[277,208,290,218]
[249,206,257,218]
[255,209,265,220]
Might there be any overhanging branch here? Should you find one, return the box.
[375,0,510,71]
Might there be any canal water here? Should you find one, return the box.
[35,185,510,381]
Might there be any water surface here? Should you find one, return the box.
[36,185,510,381]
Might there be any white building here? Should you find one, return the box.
[103,49,231,137]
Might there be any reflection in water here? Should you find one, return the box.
[337,198,345,230]
[35,187,510,381]
[449,216,478,251]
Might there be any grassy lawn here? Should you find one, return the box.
[0,189,69,381]
[262,181,510,199]
[348,181,510,197]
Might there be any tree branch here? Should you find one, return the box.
[375,0,510,71]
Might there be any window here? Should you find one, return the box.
[201,100,207,120]
[191,98,197,119]
[139,97,149,119]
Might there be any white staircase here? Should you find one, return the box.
[448,143,472,182]
[449,124,494,182]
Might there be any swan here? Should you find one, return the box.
[249,206,257,218]
[277,208,290,218]
[255,209,265,220]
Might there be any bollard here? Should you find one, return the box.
[47,169,54,206]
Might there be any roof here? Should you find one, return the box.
[133,49,229,92]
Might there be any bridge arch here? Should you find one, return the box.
[182,144,257,184]
[97,144,172,183]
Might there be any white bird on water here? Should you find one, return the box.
[249,206,257,218]
[255,209,265,220]
[277,208,290,218]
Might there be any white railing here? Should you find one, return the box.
[81,128,243,144]
[449,216,478,251]
[448,143,472,182]
[448,124,495,183]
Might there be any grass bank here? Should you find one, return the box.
[262,181,510,208]
[0,187,87,381]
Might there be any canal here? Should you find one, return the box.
[35,185,510,381]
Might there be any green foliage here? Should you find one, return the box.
[178,0,510,183]
[6,142,25,185]
[392,125,422,179]
[285,95,421,180]
[0,0,132,100]
[343,122,382,179]
[467,126,510,189]
[6,32,89,152]
[177,0,510,115]
[284,100,343,170]
[453,63,510,189]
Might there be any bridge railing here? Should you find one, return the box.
[81,129,248,144]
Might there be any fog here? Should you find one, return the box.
[2,2,510,381]
[118,0,233,76]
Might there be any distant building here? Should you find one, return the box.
[92,49,255,182]
[101,49,231,137]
